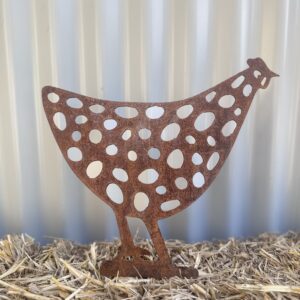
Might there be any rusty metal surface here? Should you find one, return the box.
[42,58,278,279]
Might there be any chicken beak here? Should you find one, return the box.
[270,71,279,78]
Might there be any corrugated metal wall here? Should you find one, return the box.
[0,0,299,244]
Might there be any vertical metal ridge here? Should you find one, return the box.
[0,0,23,233]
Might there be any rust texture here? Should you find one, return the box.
[42,58,278,279]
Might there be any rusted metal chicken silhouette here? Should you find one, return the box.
[42,58,278,279]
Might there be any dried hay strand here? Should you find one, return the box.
[0,232,299,299]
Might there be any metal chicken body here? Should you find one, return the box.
[42,58,278,278]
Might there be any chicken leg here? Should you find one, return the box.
[115,213,150,258]
[145,220,198,278]
[101,215,198,279]
[100,212,155,278]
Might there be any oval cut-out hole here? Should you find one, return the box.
[161,123,180,141]
[89,129,102,144]
[175,177,188,190]
[206,91,216,102]
[218,95,235,108]
[194,112,215,132]
[106,144,118,156]
[234,108,242,116]
[53,112,66,131]
[222,120,237,137]
[138,169,159,184]
[207,152,220,171]
[128,150,137,161]
[139,128,151,140]
[146,106,164,119]
[115,106,138,119]
[261,77,267,86]
[148,148,160,160]
[134,192,149,212]
[86,161,103,178]
[112,168,128,182]
[106,183,123,204]
[254,70,261,78]
[75,115,88,125]
[72,131,81,142]
[243,84,252,96]
[122,129,132,140]
[89,104,105,114]
[161,200,180,212]
[67,98,83,109]
[185,135,196,144]
[48,92,59,103]
[67,147,82,162]
[104,119,117,130]
[192,153,203,165]
[176,105,193,119]
[167,149,184,169]
[231,76,245,88]
[193,172,205,188]
[156,186,166,195]
[207,136,216,146]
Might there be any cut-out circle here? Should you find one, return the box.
[176,105,193,119]
[148,148,160,160]
[106,144,118,156]
[66,98,83,109]
[161,123,180,141]
[146,106,164,119]
[161,200,180,212]
[167,149,184,169]
[234,108,242,116]
[175,177,188,190]
[48,92,59,103]
[207,152,220,171]
[86,161,103,178]
[218,95,235,108]
[75,115,88,125]
[89,104,105,114]
[192,153,203,165]
[67,147,82,162]
[194,112,215,132]
[72,131,81,142]
[193,172,205,188]
[134,192,149,212]
[243,84,252,96]
[53,112,66,131]
[139,128,151,140]
[156,186,167,195]
[206,91,216,102]
[207,136,216,146]
[222,120,237,137]
[115,107,138,119]
[138,169,159,184]
[112,168,128,182]
[231,76,245,88]
[89,129,102,144]
[185,135,196,144]
[122,129,132,140]
[254,70,261,78]
[103,119,117,130]
[128,151,137,161]
[106,183,123,204]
